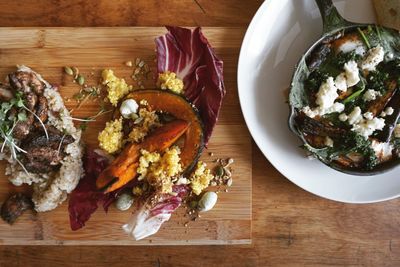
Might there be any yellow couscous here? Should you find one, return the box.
[189,161,214,195]
[102,69,133,106]
[157,71,184,94]
[137,147,183,194]
[98,117,123,154]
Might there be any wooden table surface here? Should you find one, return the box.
[1,0,399,266]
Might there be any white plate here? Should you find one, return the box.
[238,0,400,203]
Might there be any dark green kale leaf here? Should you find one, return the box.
[305,132,378,171]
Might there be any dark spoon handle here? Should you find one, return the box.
[315,0,352,35]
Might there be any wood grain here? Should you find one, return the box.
[0,0,263,27]
[0,27,251,245]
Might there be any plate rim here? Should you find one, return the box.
[237,0,400,204]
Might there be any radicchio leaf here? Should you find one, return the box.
[68,149,117,230]
[155,26,225,144]
[122,185,188,240]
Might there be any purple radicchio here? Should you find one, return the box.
[155,26,225,144]
[122,185,188,240]
[68,149,118,230]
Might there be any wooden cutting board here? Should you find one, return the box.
[0,27,251,245]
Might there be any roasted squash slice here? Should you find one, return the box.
[96,119,190,192]
[120,89,204,173]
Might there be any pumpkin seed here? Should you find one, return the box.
[135,57,141,66]
[189,200,198,209]
[64,66,73,76]
[223,167,231,177]
[83,86,93,93]
[226,178,233,187]
[215,165,224,177]
[134,117,143,124]
[72,67,79,78]
[77,74,85,85]
[142,182,149,192]
[130,113,139,120]
[134,68,140,75]
[138,60,145,68]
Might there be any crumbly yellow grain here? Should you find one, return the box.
[102,69,133,106]
[132,186,143,196]
[157,71,184,94]
[190,161,214,195]
[128,108,161,143]
[98,117,123,154]
[137,147,182,194]
[137,150,161,179]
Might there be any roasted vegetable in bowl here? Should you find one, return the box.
[288,0,400,174]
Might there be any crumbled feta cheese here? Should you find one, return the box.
[335,73,347,92]
[316,77,339,109]
[301,102,344,118]
[344,60,360,87]
[371,140,393,161]
[301,106,320,118]
[394,124,400,138]
[351,117,385,138]
[338,113,348,122]
[325,137,334,147]
[363,112,374,120]
[347,106,363,125]
[363,89,381,101]
[326,102,345,114]
[301,77,345,118]
[337,39,366,55]
[385,107,394,116]
[361,45,385,71]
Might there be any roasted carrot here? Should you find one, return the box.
[96,119,190,192]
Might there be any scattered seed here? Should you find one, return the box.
[227,178,233,187]
[135,58,141,66]
[215,165,224,177]
[125,61,133,67]
[83,87,93,93]
[224,189,229,192]
[138,60,145,68]
[189,200,198,209]
[72,67,79,78]
[223,167,232,177]
[130,113,139,120]
[142,182,149,192]
[134,117,143,124]
[134,68,140,75]
[226,158,234,166]
[77,75,85,86]
[64,66,73,75]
